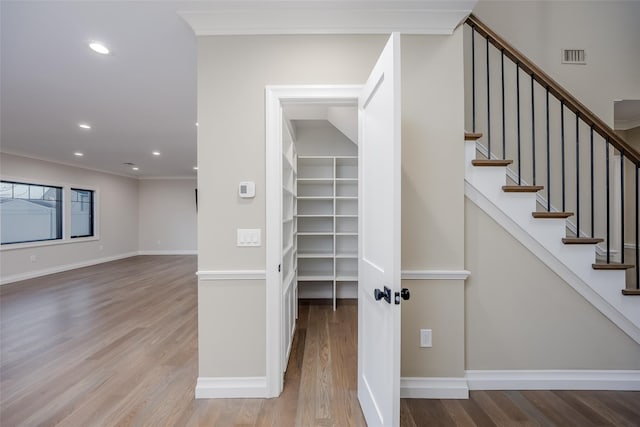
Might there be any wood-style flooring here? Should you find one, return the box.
[1,255,639,426]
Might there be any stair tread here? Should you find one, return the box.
[592,263,635,270]
[502,185,544,193]
[622,289,640,296]
[472,159,513,167]
[465,132,483,141]
[562,237,604,244]
[532,212,574,219]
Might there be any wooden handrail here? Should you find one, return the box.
[466,14,640,166]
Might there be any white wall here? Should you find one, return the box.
[0,153,139,283]
[465,199,640,369]
[138,178,197,254]
[473,0,640,125]
[293,120,357,157]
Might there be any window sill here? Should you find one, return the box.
[0,236,100,251]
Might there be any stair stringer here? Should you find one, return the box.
[464,141,640,344]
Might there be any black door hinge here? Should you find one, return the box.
[278,264,281,272]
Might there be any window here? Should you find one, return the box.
[71,188,94,238]
[0,181,63,244]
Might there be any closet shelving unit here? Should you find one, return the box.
[282,125,297,363]
[296,155,358,310]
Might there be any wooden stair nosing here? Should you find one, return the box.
[622,289,640,296]
[592,263,635,270]
[471,159,513,167]
[465,132,483,141]
[532,212,574,219]
[502,185,544,193]
[562,237,605,245]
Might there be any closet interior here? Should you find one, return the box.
[281,105,359,312]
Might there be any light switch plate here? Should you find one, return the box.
[237,228,261,247]
[420,329,432,348]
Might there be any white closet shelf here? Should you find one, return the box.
[298,196,333,200]
[298,275,335,281]
[336,232,357,236]
[298,232,333,236]
[297,253,334,258]
[297,178,334,184]
[335,253,358,259]
[336,275,358,281]
[298,214,333,218]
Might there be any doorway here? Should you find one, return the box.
[265,85,362,398]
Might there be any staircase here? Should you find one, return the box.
[463,15,640,344]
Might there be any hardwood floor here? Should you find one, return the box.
[1,255,639,426]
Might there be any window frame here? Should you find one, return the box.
[0,176,99,250]
[0,180,64,245]
[70,188,95,239]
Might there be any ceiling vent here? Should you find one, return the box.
[123,162,136,166]
[562,49,586,65]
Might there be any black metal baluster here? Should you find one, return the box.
[531,74,536,185]
[472,26,476,133]
[561,101,566,212]
[621,152,625,264]
[546,88,551,212]
[576,113,580,236]
[516,63,521,184]
[636,164,640,289]
[501,50,506,160]
[486,37,491,158]
[606,138,611,263]
[590,127,595,238]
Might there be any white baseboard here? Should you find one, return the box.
[0,252,138,285]
[400,377,469,399]
[466,370,640,391]
[195,376,268,398]
[138,250,197,255]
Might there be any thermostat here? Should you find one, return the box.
[239,181,255,198]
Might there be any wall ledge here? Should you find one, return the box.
[197,270,267,281]
[401,270,470,280]
[195,376,268,399]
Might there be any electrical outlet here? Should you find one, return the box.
[30,255,37,263]
[420,329,432,348]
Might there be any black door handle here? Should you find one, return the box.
[394,288,411,305]
[374,286,391,304]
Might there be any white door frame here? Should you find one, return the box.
[265,85,362,397]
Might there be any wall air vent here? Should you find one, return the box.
[562,49,586,64]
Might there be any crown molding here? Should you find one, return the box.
[178,1,477,36]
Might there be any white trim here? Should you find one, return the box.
[178,2,475,36]
[0,252,138,285]
[197,270,266,281]
[466,370,640,391]
[195,377,268,399]
[400,377,469,399]
[401,270,470,280]
[138,250,197,255]
[265,85,363,398]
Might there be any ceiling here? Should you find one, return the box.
[0,1,476,179]
[1,1,198,178]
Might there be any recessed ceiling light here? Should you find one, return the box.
[152,151,161,156]
[89,42,110,55]
[78,123,91,130]
[193,166,198,170]
[195,122,199,127]
[132,166,139,171]
[74,152,84,157]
